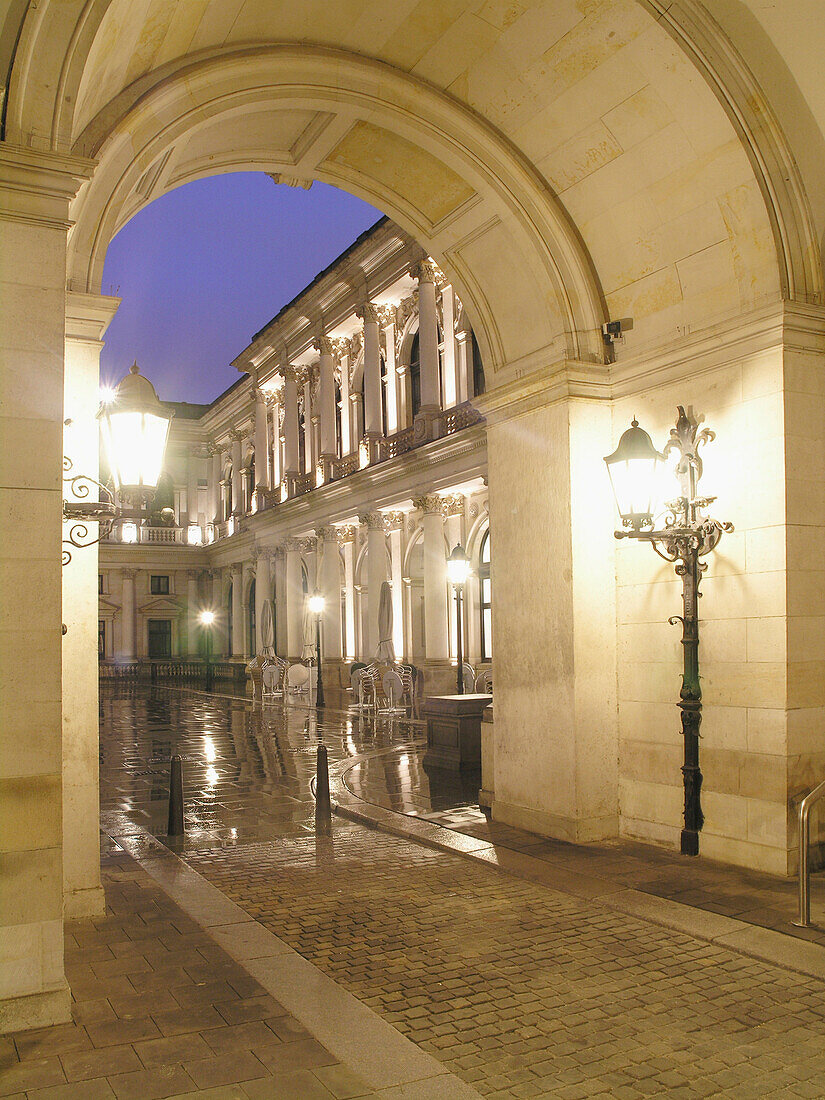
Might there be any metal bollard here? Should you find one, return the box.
[315,744,332,833]
[167,754,185,837]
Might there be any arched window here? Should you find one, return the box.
[335,380,343,458]
[409,331,421,420]
[298,402,307,473]
[479,530,492,660]
[380,353,388,436]
[225,467,233,520]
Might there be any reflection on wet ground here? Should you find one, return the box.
[99,684,434,850]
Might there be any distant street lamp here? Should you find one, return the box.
[200,610,215,691]
[605,406,733,856]
[308,593,326,708]
[447,544,471,694]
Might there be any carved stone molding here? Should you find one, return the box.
[314,335,334,355]
[121,567,138,578]
[330,337,351,359]
[231,562,243,576]
[336,524,357,544]
[300,536,317,554]
[441,493,465,516]
[207,441,224,456]
[186,569,203,580]
[410,259,440,285]
[316,525,337,542]
[283,536,304,553]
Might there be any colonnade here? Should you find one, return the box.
[205,265,472,531]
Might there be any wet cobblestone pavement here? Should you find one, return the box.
[88,686,825,1097]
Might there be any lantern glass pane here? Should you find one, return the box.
[608,456,661,523]
[308,595,325,615]
[447,557,470,586]
[140,413,170,489]
[106,411,144,489]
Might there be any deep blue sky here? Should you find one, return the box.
[100,173,382,405]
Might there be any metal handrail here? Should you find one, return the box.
[794,777,825,926]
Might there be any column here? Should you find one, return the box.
[186,451,199,528]
[121,568,137,659]
[186,570,200,657]
[316,337,337,478]
[412,260,441,414]
[384,317,399,434]
[284,538,305,658]
[255,549,271,652]
[63,291,119,923]
[414,496,449,660]
[359,303,383,442]
[0,145,92,1030]
[269,396,281,489]
[387,513,405,660]
[208,443,223,526]
[254,387,268,505]
[455,329,470,404]
[231,563,244,657]
[283,368,300,483]
[317,527,343,659]
[273,547,288,656]
[339,346,352,455]
[340,528,357,660]
[210,569,226,655]
[359,512,388,658]
[441,284,458,408]
[230,431,243,516]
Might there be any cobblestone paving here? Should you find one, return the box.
[187,825,825,1099]
[0,847,374,1099]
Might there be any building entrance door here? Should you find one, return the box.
[147,619,172,658]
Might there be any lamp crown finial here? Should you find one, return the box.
[130,361,139,374]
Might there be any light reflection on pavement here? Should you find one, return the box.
[99,684,435,850]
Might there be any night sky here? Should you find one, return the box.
[100,173,382,405]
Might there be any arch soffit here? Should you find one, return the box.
[65,46,607,375]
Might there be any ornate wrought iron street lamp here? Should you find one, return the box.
[99,361,173,503]
[447,544,471,694]
[308,592,325,708]
[605,406,733,856]
[63,362,173,564]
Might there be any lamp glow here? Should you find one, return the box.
[603,418,664,531]
[446,544,471,587]
[99,361,172,501]
[200,610,215,626]
[187,524,202,545]
[309,593,325,615]
[121,521,138,544]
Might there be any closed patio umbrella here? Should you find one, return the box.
[301,599,315,661]
[260,599,275,657]
[375,580,395,662]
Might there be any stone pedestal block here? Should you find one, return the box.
[423,693,492,772]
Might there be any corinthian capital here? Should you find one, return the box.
[358,511,385,531]
[411,259,439,285]
[316,526,338,542]
[313,336,334,355]
[356,302,381,324]
[413,495,444,516]
[283,536,304,553]
[228,429,244,442]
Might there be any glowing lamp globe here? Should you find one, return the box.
[308,593,325,616]
[200,610,216,626]
[99,361,172,500]
[604,418,664,531]
[447,544,470,587]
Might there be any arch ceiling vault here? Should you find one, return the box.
[3,0,823,384]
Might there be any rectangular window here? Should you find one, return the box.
[98,620,105,659]
[147,619,172,658]
[150,575,170,595]
[98,574,104,594]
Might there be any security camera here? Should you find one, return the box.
[602,318,634,345]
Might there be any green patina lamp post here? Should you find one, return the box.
[309,593,325,708]
[605,407,733,856]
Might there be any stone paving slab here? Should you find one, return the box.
[182,820,825,1098]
